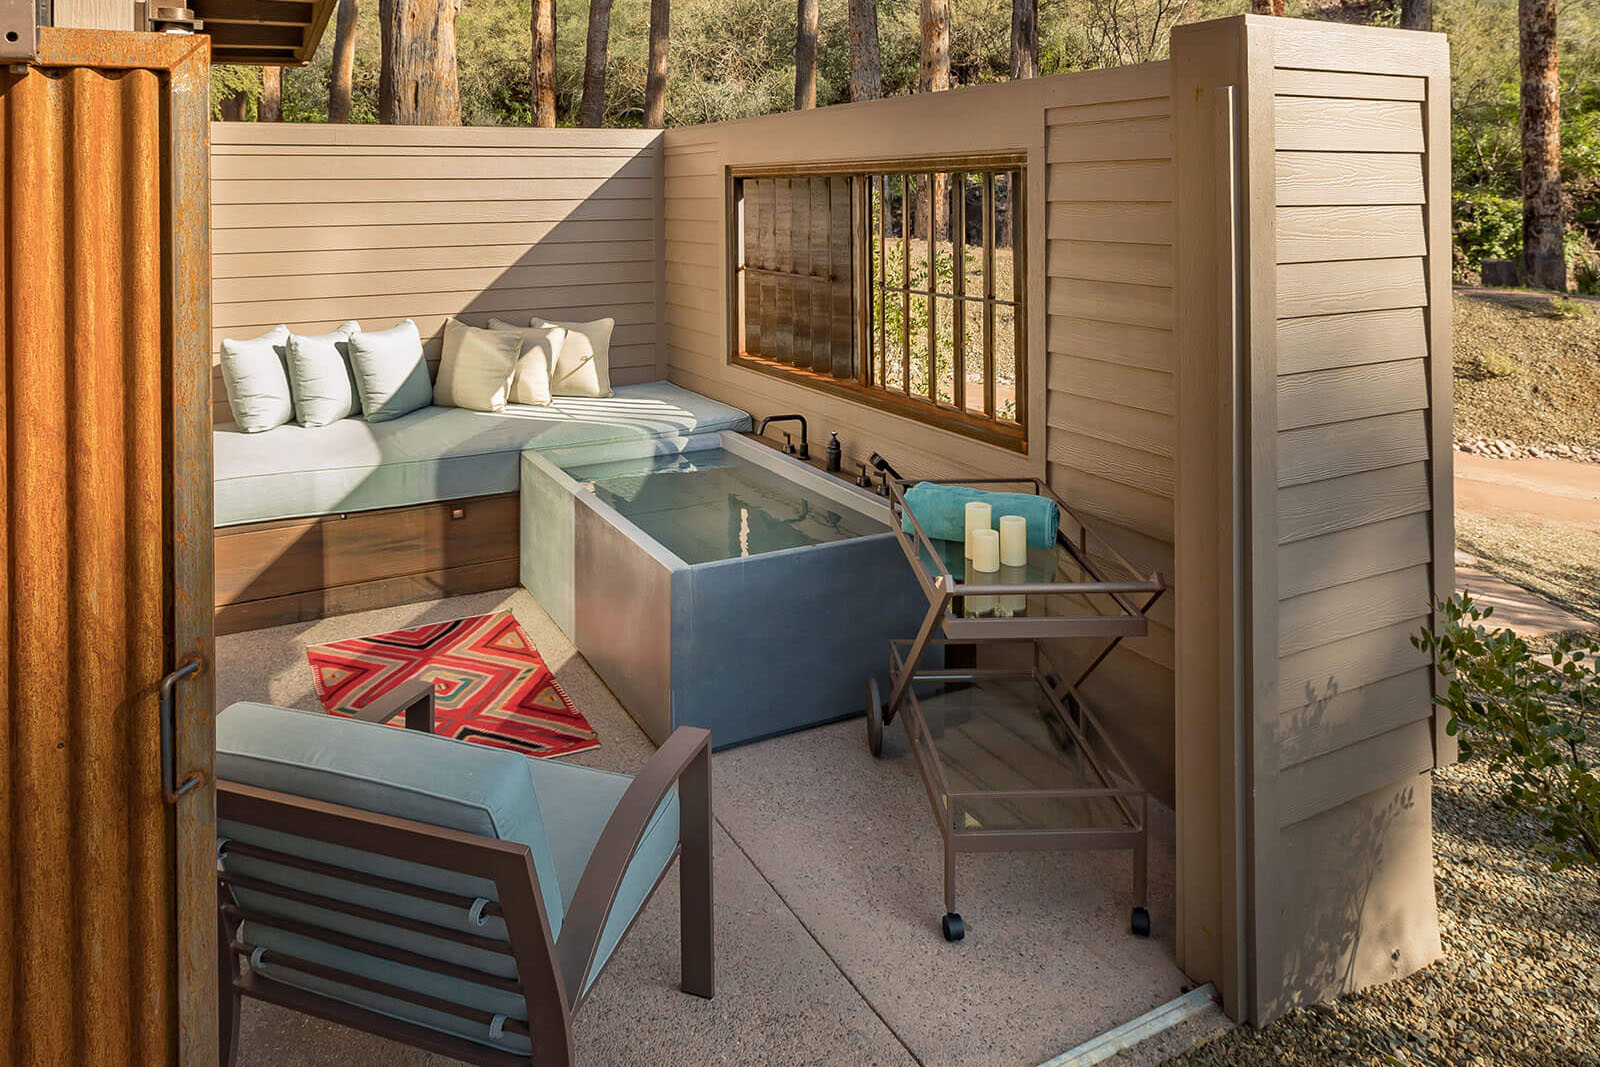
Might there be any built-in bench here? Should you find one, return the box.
[214,381,752,634]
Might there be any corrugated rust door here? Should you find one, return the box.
[1,29,215,1067]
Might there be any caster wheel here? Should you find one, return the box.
[865,678,885,758]
[941,913,965,942]
[1131,907,1151,938]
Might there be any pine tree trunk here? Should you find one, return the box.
[644,0,669,127]
[848,0,881,101]
[329,0,357,122]
[1400,0,1432,30]
[259,67,282,121]
[219,89,248,122]
[578,0,615,127]
[1010,0,1036,79]
[795,0,819,109]
[531,0,558,127]
[1249,0,1283,14]
[378,0,462,125]
[916,0,950,240]
[1520,0,1565,290]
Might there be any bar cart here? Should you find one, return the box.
[864,461,1167,942]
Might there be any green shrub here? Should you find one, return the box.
[1470,347,1518,378]
[1414,594,1600,872]
[1454,191,1523,277]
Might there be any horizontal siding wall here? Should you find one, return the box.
[661,63,1180,803]
[209,124,663,424]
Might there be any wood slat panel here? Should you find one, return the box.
[1277,462,1430,545]
[1275,151,1424,207]
[1273,97,1424,152]
[1047,314,1174,372]
[1276,307,1426,375]
[1046,115,1172,162]
[1048,201,1174,244]
[1277,258,1426,319]
[1277,359,1427,431]
[1045,96,1171,124]
[1276,513,1433,601]
[1272,68,1427,101]
[1048,354,1174,416]
[1276,205,1425,263]
[213,197,653,231]
[214,284,656,330]
[211,153,655,181]
[1275,719,1434,827]
[1045,462,1174,542]
[213,239,656,280]
[1047,277,1174,330]
[1278,563,1432,658]
[212,122,659,148]
[1277,617,1430,715]
[1048,240,1173,287]
[212,176,657,205]
[215,260,656,304]
[214,218,656,256]
[1277,410,1428,487]
[1047,429,1174,498]
[1048,392,1175,458]
[1046,160,1174,202]
[1277,667,1435,770]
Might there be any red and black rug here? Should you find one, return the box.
[306,611,599,759]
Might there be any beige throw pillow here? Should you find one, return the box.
[487,318,563,406]
[530,315,615,398]
[434,318,520,412]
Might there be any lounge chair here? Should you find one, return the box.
[215,681,713,1067]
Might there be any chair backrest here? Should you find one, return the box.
[215,703,571,1062]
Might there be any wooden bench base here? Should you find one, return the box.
[214,493,520,636]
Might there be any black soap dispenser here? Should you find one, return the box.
[825,432,842,472]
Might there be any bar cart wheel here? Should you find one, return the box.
[942,913,965,942]
[865,677,885,758]
[1131,907,1151,938]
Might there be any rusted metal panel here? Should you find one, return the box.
[2,28,213,1067]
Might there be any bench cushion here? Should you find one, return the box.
[214,380,752,527]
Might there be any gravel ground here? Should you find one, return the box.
[1163,752,1600,1067]
[1453,289,1600,453]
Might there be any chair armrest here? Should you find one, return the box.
[350,679,435,733]
[554,726,711,1001]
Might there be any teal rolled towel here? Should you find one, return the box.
[901,483,1059,549]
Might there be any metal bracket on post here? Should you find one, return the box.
[0,0,43,62]
[135,0,201,33]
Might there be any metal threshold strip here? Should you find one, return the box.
[1036,984,1221,1067]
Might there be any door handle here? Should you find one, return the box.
[159,656,205,803]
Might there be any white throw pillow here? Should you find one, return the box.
[219,325,293,433]
[529,314,615,398]
[348,319,433,423]
[434,318,520,412]
[487,317,563,406]
[286,321,362,427]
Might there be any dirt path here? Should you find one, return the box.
[1454,451,1600,524]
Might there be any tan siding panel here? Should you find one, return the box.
[1275,719,1434,826]
[1048,392,1175,458]
[1277,258,1426,319]
[1277,617,1430,714]
[212,122,658,148]
[214,218,655,256]
[1047,278,1174,330]
[1278,667,1434,770]
[1277,563,1432,658]
[1273,97,1424,152]
[1277,462,1430,544]
[1276,513,1433,600]
[1276,307,1427,375]
[213,197,653,230]
[1046,462,1173,542]
[1048,202,1174,244]
[212,176,657,205]
[1048,355,1174,415]
[1277,359,1427,431]
[215,285,655,331]
[1045,96,1171,123]
[1047,429,1174,498]
[1275,151,1424,207]
[1272,68,1427,101]
[1046,115,1172,162]
[1046,160,1174,202]
[214,261,656,304]
[1276,205,1426,263]
[1048,240,1174,287]
[1277,410,1429,487]
[210,153,656,181]
[213,239,657,280]
[1047,314,1174,372]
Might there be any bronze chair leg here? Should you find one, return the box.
[218,910,241,1067]
[678,741,715,998]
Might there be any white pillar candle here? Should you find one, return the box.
[998,514,1028,568]
[998,563,1028,617]
[970,527,1000,573]
[963,501,992,559]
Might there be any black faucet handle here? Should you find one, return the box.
[783,432,796,455]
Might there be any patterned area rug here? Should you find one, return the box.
[306,611,599,758]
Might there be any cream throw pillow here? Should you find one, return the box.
[487,317,563,406]
[530,315,615,398]
[434,318,520,412]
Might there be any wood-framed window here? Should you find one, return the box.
[730,157,1027,452]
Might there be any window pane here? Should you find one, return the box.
[963,300,987,415]
[934,296,956,405]
[908,292,930,398]
[995,302,1018,423]
[994,170,1015,305]
[962,172,984,300]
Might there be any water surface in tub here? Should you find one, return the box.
[563,447,883,564]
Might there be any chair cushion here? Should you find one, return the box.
[219,326,293,433]
[525,756,681,993]
[349,319,432,423]
[285,321,363,426]
[214,381,753,526]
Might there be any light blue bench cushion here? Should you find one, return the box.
[214,380,752,527]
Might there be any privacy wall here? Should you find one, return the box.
[208,124,665,424]
[660,63,1181,805]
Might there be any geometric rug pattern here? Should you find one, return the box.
[306,610,599,758]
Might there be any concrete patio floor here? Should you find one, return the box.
[216,588,1226,1067]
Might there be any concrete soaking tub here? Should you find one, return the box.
[520,431,928,748]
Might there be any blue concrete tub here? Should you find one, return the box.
[520,431,929,748]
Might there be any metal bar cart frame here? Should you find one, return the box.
[865,471,1168,942]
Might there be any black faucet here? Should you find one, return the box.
[757,414,809,460]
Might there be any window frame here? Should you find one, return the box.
[726,154,1029,454]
